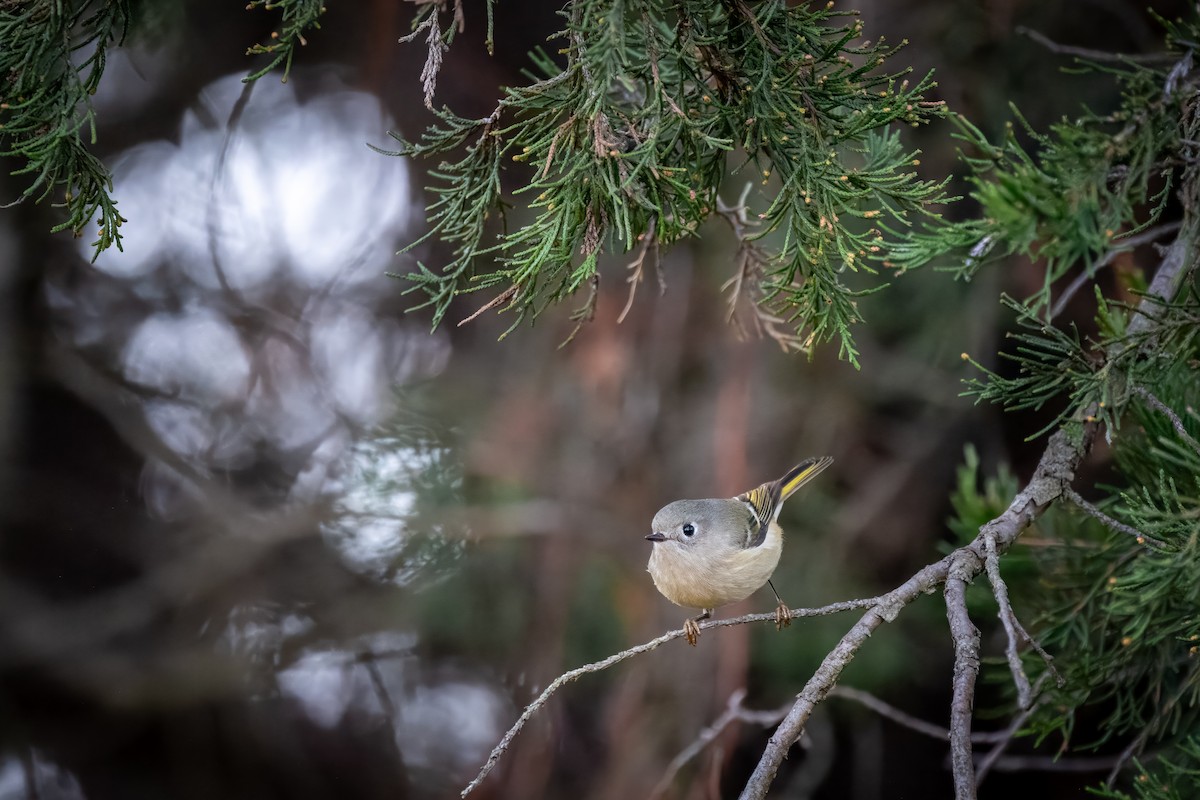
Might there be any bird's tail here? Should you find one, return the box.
[778,456,834,503]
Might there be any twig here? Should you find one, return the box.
[1105,677,1195,785]
[1017,26,1177,64]
[982,533,1031,709]
[458,285,518,327]
[561,273,600,347]
[973,672,1050,787]
[981,533,1061,709]
[618,217,659,324]
[829,686,1012,745]
[652,682,1027,799]
[1133,384,1200,459]
[985,752,1125,773]
[1128,236,1192,341]
[649,689,792,800]
[945,551,983,800]
[1063,487,1165,549]
[1050,223,1182,319]
[715,186,806,352]
[459,598,880,797]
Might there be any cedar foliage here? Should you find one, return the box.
[3,2,1199,795]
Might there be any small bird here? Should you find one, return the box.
[645,457,833,645]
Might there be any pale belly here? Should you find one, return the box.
[647,539,782,610]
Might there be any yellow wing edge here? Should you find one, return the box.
[778,455,834,502]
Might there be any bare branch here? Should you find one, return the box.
[829,686,1012,745]
[715,186,806,352]
[618,217,659,324]
[561,273,600,347]
[1017,26,1176,64]
[463,224,1194,800]
[974,673,1050,787]
[460,598,881,797]
[1050,223,1182,319]
[981,533,1062,709]
[738,558,954,799]
[1133,384,1200,459]
[983,751,1128,773]
[649,689,792,800]
[458,285,518,327]
[1063,487,1164,549]
[653,682,1032,799]
[945,552,982,800]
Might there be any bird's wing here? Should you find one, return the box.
[737,457,833,549]
[737,481,781,549]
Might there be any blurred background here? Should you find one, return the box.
[0,1,1184,798]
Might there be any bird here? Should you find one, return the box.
[645,456,834,645]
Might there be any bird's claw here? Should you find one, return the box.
[684,617,701,646]
[774,601,792,631]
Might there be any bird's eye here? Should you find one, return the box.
[682,523,695,537]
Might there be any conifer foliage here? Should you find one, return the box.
[387,0,953,363]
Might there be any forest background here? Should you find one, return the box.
[0,1,1198,799]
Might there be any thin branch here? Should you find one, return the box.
[982,533,1031,709]
[737,558,951,799]
[649,689,792,800]
[1017,26,1177,64]
[974,672,1050,787]
[829,686,1012,745]
[618,217,659,324]
[945,551,982,800]
[652,681,1027,798]
[1105,677,1196,785]
[1133,384,1200,459]
[458,285,518,327]
[459,598,880,797]
[1050,223,1182,319]
[985,752,1125,773]
[561,273,600,347]
[1128,236,1192,341]
[981,533,1061,709]
[1063,487,1165,549]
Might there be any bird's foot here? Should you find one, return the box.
[774,600,792,631]
[683,610,711,646]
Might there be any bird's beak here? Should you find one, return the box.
[645,532,667,542]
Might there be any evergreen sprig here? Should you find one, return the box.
[0,0,329,256]
[243,0,328,83]
[0,0,134,258]
[392,0,953,364]
[1091,735,1200,800]
[893,43,1185,315]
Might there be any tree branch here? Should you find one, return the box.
[1132,384,1200,459]
[830,686,1013,745]
[1016,26,1177,64]
[945,552,983,800]
[650,689,793,800]
[1063,487,1164,549]
[1050,222,1182,320]
[460,598,880,797]
[974,673,1050,787]
[981,533,1061,711]
[738,416,1098,799]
